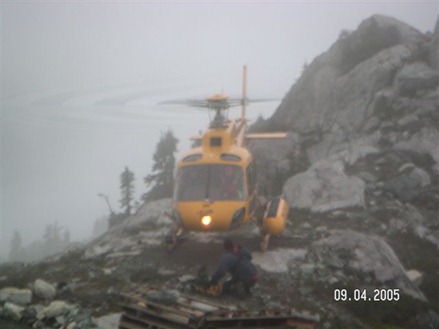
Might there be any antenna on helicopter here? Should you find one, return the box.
[241,65,247,120]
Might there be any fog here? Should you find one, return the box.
[1,1,437,261]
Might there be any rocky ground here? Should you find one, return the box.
[1,194,438,329]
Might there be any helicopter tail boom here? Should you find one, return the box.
[246,132,288,140]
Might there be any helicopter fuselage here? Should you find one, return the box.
[172,119,258,232]
[163,66,289,251]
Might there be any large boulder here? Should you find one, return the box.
[2,302,25,321]
[33,279,56,300]
[41,300,75,319]
[283,157,365,212]
[0,287,32,305]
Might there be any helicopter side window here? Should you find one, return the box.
[209,165,245,201]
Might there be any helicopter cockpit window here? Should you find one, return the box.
[209,164,245,201]
[174,165,208,201]
[174,164,245,201]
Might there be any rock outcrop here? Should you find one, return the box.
[271,15,437,136]
[249,14,438,327]
[253,16,438,192]
[250,14,438,228]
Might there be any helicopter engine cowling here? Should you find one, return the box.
[262,197,289,235]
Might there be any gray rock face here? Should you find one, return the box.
[395,127,439,172]
[395,62,439,96]
[248,133,304,196]
[259,15,438,216]
[267,15,437,170]
[271,15,427,134]
[383,165,432,201]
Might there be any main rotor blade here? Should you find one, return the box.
[158,97,279,109]
[158,99,208,107]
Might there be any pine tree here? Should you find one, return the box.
[144,130,178,201]
[9,231,23,262]
[43,222,63,256]
[63,229,71,245]
[120,166,135,215]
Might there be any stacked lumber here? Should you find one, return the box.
[118,287,319,329]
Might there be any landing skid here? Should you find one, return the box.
[260,232,271,251]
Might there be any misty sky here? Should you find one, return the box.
[1,1,438,260]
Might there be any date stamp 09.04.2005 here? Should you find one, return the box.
[333,288,401,302]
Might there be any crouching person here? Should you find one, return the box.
[209,238,258,296]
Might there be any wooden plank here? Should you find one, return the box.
[175,295,225,314]
[120,302,194,327]
[118,320,145,329]
[205,309,318,329]
[122,289,227,319]
[120,307,191,329]
[287,319,317,329]
[120,296,197,324]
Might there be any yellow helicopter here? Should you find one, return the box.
[164,66,289,251]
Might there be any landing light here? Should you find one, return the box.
[201,215,212,226]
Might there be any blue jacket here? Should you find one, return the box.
[210,247,257,284]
